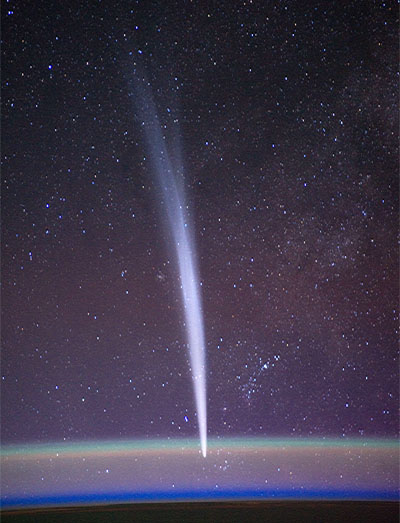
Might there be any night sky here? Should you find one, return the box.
[2,0,398,451]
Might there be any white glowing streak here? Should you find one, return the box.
[169,195,207,459]
[135,78,207,457]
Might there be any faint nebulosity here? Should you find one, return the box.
[1,0,398,449]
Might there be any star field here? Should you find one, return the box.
[2,0,398,450]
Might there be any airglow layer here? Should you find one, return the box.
[2,437,398,509]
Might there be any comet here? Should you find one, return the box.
[132,74,207,457]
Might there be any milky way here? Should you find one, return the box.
[1,0,398,508]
